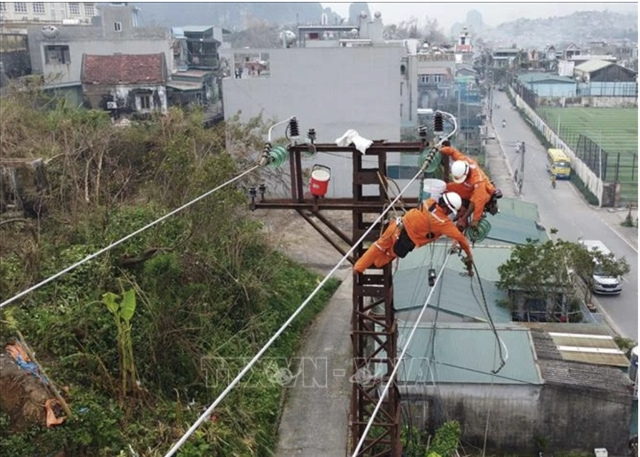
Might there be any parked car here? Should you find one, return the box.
[579,240,623,295]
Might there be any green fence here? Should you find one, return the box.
[536,107,638,203]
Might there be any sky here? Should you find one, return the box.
[320,1,638,30]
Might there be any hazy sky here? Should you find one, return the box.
[321,1,638,30]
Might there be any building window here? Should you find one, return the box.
[419,74,430,84]
[84,3,94,16]
[138,95,151,110]
[14,2,27,13]
[69,3,80,16]
[114,21,122,32]
[33,2,45,14]
[44,45,70,64]
[434,75,442,83]
[0,3,6,12]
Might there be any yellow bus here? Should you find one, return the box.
[547,148,571,179]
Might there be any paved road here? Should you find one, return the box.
[492,90,638,341]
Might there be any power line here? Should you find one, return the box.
[0,165,262,309]
[166,113,461,455]
[164,155,435,457]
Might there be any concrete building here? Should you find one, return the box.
[0,2,97,25]
[516,72,577,97]
[27,3,171,102]
[574,59,638,97]
[491,48,519,69]
[399,324,633,455]
[81,53,168,116]
[1,2,98,80]
[221,12,422,198]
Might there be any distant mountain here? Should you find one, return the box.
[132,2,348,30]
[484,10,638,48]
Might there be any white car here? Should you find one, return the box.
[579,240,623,295]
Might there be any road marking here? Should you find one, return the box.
[595,212,639,253]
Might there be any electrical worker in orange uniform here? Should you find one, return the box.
[353,192,474,276]
[439,140,498,230]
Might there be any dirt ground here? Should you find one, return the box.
[251,208,355,275]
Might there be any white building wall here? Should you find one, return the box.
[28,28,172,85]
[223,46,412,198]
[0,2,97,23]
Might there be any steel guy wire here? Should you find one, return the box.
[0,165,262,309]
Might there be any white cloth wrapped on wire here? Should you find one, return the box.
[335,129,373,154]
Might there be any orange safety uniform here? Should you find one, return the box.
[353,198,473,273]
[441,146,496,224]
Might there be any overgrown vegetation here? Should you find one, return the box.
[0,84,339,456]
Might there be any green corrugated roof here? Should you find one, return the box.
[480,210,548,245]
[394,245,512,322]
[394,265,511,322]
[397,324,542,384]
[575,59,613,73]
[494,197,540,220]
[518,72,575,84]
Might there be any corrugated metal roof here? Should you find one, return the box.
[394,265,511,323]
[494,197,540,220]
[575,59,614,73]
[394,244,512,322]
[518,72,575,84]
[397,324,542,385]
[530,328,630,368]
[479,211,548,245]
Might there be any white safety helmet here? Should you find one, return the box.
[440,192,462,214]
[451,160,470,184]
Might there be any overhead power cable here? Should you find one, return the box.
[164,151,439,457]
[165,113,459,456]
[0,165,262,309]
[351,253,452,457]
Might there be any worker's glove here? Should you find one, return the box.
[463,257,474,277]
[441,140,451,147]
[456,217,468,232]
[469,220,479,229]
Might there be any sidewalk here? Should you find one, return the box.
[275,267,352,457]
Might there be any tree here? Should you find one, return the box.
[422,17,447,46]
[383,17,420,40]
[497,239,630,319]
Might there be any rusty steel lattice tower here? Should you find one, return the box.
[251,137,430,456]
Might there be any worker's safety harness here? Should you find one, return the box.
[391,203,440,259]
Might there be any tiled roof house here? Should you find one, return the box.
[81,53,168,115]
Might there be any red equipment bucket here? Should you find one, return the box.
[309,164,331,197]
